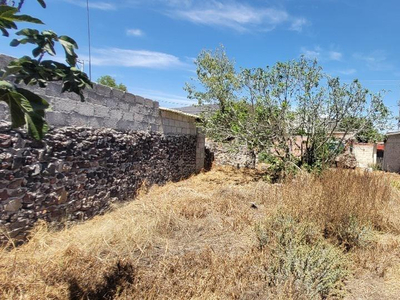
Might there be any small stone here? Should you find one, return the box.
[4,199,22,212]
[7,178,24,189]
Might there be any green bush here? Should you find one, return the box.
[256,214,349,299]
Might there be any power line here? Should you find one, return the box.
[86,0,92,80]
[156,99,196,106]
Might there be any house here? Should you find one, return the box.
[383,132,400,172]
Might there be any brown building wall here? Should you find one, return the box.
[383,133,400,173]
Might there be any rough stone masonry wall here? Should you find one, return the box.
[0,54,205,243]
[0,126,197,243]
[205,140,257,168]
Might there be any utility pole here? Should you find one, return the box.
[86,0,92,80]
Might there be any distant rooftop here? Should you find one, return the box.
[175,104,219,116]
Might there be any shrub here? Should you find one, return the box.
[334,216,374,251]
[256,214,349,299]
[279,169,393,237]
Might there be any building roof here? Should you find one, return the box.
[386,131,400,136]
[175,104,219,116]
[159,107,198,119]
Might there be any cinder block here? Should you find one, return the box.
[106,98,118,109]
[85,90,106,106]
[86,117,103,128]
[110,109,123,120]
[103,118,118,128]
[135,95,144,105]
[95,84,112,97]
[144,98,154,108]
[111,88,125,99]
[122,112,135,122]
[93,105,109,118]
[54,99,77,112]
[124,93,136,104]
[46,111,69,127]
[69,113,89,126]
[116,119,135,130]
[75,102,95,116]
[45,82,63,97]
[134,113,144,123]
[118,101,130,111]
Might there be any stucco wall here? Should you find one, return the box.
[352,143,376,169]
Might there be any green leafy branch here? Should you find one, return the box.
[0,1,92,139]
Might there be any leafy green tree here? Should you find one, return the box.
[0,0,92,139]
[97,75,127,92]
[339,117,385,143]
[186,46,390,170]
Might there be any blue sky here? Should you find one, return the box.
[2,0,400,117]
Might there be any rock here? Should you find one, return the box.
[4,199,22,212]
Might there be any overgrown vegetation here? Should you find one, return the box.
[0,0,91,139]
[186,46,390,171]
[1,167,400,299]
[97,75,127,92]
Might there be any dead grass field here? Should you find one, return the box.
[1,167,400,299]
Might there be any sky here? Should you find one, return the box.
[1,0,400,119]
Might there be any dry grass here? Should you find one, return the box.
[1,166,400,299]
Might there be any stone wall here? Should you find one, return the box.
[205,140,256,168]
[0,53,205,243]
[0,125,197,243]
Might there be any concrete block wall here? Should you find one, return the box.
[160,108,197,136]
[196,132,205,171]
[0,53,205,169]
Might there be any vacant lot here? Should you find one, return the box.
[1,167,400,299]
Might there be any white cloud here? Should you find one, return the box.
[329,51,342,61]
[168,1,308,33]
[337,68,356,75]
[81,48,185,69]
[301,46,343,62]
[353,51,393,71]
[63,0,116,10]
[126,29,144,36]
[131,87,196,106]
[301,46,321,60]
[290,18,308,32]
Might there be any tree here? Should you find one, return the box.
[0,0,92,139]
[97,75,127,92]
[339,117,385,143]
[186,46,390,170]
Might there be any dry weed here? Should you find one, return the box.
[0,167,399,299]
